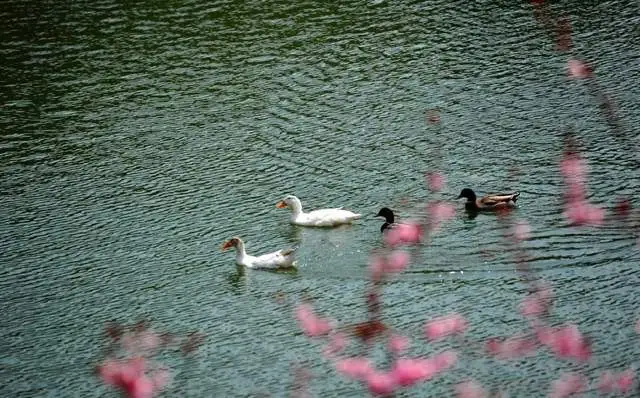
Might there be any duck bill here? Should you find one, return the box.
[220,241,233,251]
[275,200,287,209]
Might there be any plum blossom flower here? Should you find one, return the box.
[567,59,592,79]
[366,371,397,396]
[537,324,591,362]
[97,357,169,398]
[426,201,456,233]
[455,380,487,398]
[519,284,554,318]
[598,369,635,394]
[424,314,468,341]
[512,220,532,241]
[295,303,334,337]
[334,357,374,380]
[387,334,410,355]
[426,172,445,192]
[384,223,423,247]
[563,201,604,226]
[549,372,587,398]
[485,334,537,360]
[322,332,348,358]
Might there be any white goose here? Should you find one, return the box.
[220,237,296,269]
[275,195,361,227]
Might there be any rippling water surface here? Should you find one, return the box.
[1,0,639,396]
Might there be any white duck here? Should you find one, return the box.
[220,237,296,269]
[275,195,361,227]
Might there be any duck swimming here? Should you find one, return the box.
[276,195,361,227]
[457,188,520,212]
[220,237,296,269]
[375,207,396,232]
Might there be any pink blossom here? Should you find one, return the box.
[426,201,456,232]
[538,324,591,362]
[424,313,468,341]
[97,357,166,398]
[519,286,553,318]
[563,201,604,226]
[323,332,348,358]
[600,369,637,394]
[387,334,410,355]
[519,295,546,318]
[615,369,635,393]
[368,256,385,281]
[295,303,333,337]
[366,371,397,396]
[384,223,422,247]
[455,380,487,398]
[426,172,445,192]
[566,58,592,79]
[559,154,586,183]
[390,352,456,387]
[485,334,537,359]
[98,359,126,387]
[598,371,616,394]
[150,368,170,390]
[512,220,531,241]
[335,357,373,380]
[391,359,434,386]
[549,373,587,398]
[126,375,154,398]
[138,331,162,353]
[387,251,410,273]
[431,350,458,370]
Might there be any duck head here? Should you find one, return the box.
[375,207,395,223]
[220,237,241,251]
[457,188,477,202]
[276,195,302,214]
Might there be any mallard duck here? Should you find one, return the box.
[220,237,296,269]
[457,188,520,211]
[276,195,361,227]
[375,207,396,232]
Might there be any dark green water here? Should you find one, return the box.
[1,0,639,396]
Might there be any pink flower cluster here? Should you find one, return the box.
[455,380,487,398]
[536,324,591,362]
[559,152,604,226]
[549,372,587,398]
[295,303,334,337]
[426,171,445,192]
[289,163,638,397]
[98,357,169,398]
[598,369,636,394]
[426,201,456,233]
[424,313,468,341]
[485,334,537,360]
[97,321,204,397]
[519,284,554,318]
[334,350,457,395]
[566,58,592,79]
[383,223,423,247]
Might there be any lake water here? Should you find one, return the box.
[1,0,639,396]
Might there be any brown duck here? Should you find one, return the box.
[457,188,520,212]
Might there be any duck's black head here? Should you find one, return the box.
[457,188,477,201]
[376,207,395,223]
